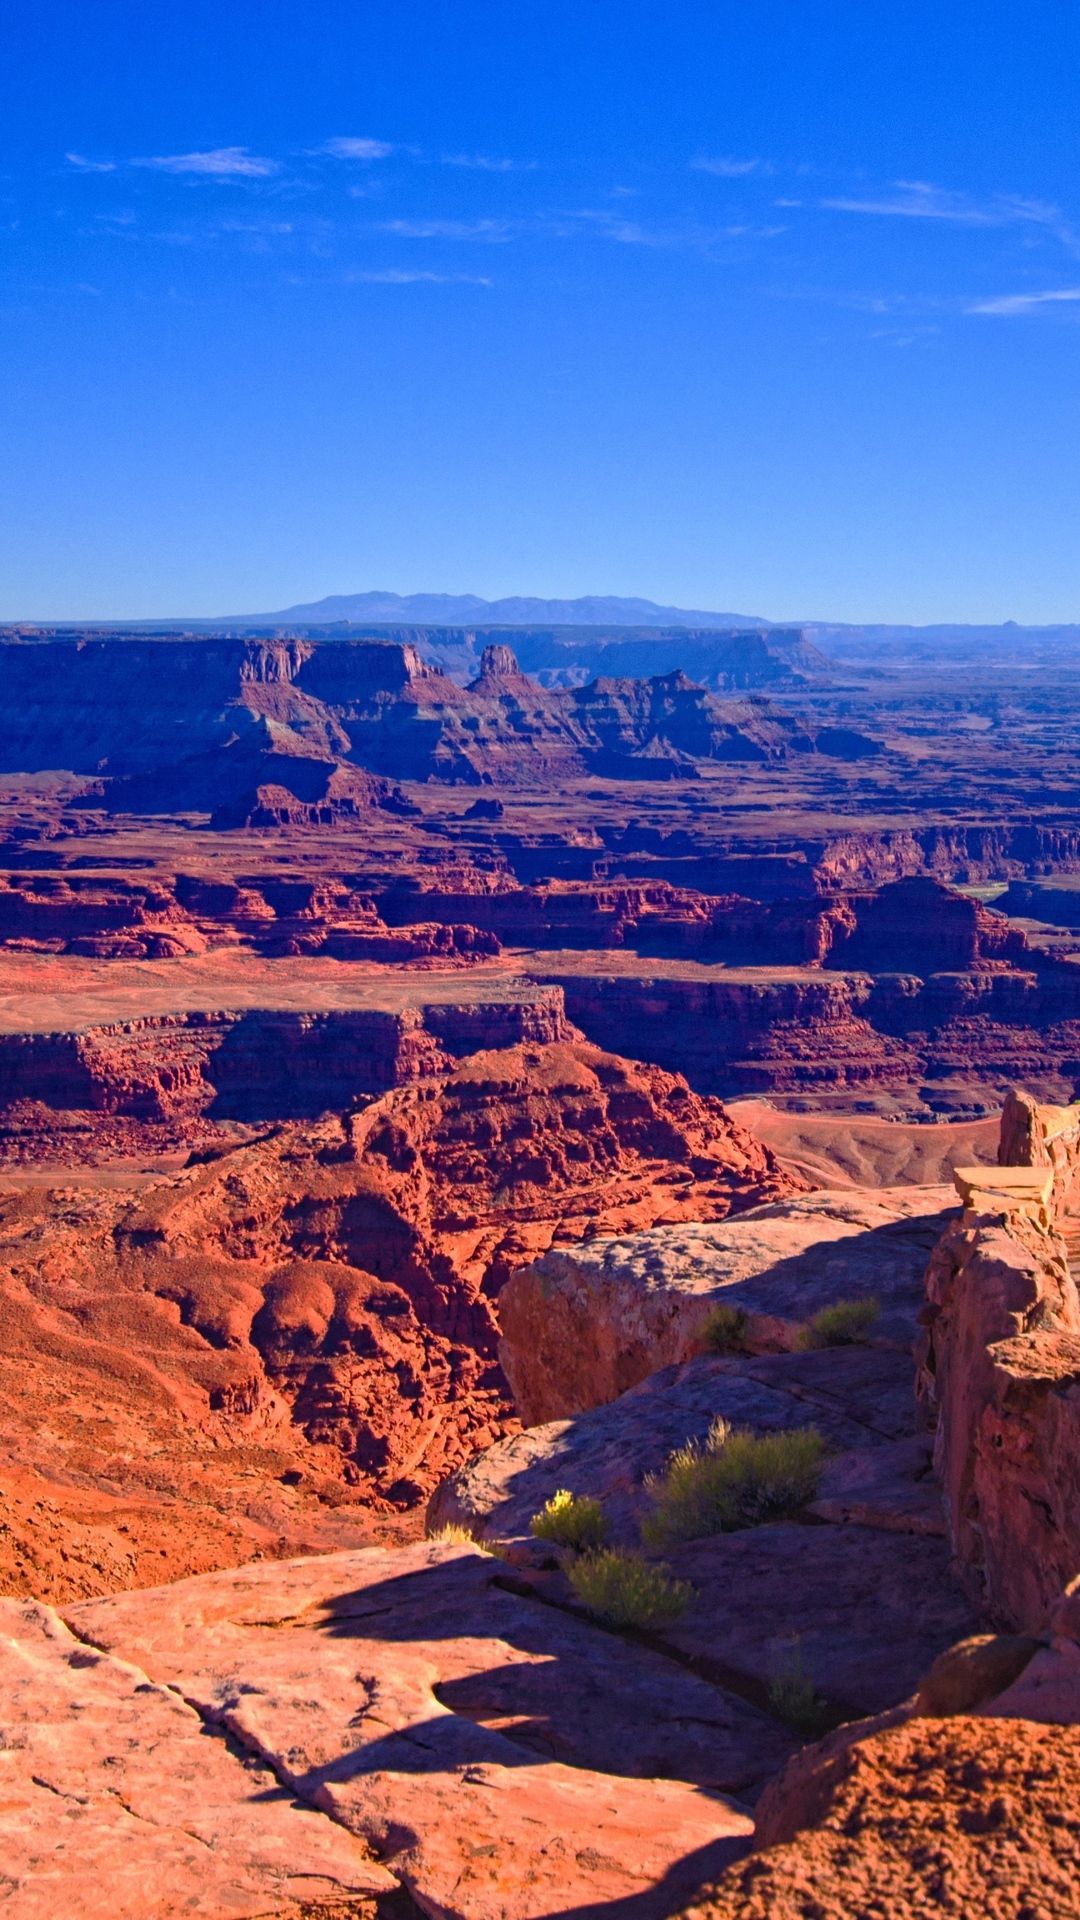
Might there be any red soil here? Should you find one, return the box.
[686,1715,1080,1919]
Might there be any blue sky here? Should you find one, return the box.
[3,1,1080,623]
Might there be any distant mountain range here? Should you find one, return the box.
[216,590,770,630]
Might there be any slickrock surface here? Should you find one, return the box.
[63,1540,758,1919]
[498,1186,948,1424]
[431,1347,924,1543]
[0,1595,398,1919]
[432,1346,970,1718]
[657,1524,973,1717]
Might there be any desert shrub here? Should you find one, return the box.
[530,1488,608,1552]
[426,1522,493,1553]
[700,1302,749,1353]
[767,1645,832,1736]
[568,1548,691,1628]
[642,1418,826,1545]
[797,1296,880,1349]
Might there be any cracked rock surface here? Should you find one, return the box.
[0,1594,397,1919]
[44,1539,759,1920]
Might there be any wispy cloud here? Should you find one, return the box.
[347,267,493,286]
[320,137,394,161]
[65,152,116,174]
[564,208,771,250]
[134,147,279,179]
[440,152,535,172]
[217,218,295,236]
[692,155,765,178]
[379,217,515,242]
[822,181,999,223]
[967,286,1080,316]
[819,179,1076,245]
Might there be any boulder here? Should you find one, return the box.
[498,1187,951,1425]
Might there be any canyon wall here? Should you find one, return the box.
[0,634,876,794]
[0,989,573,1130]
[918,1089,1080,1627]
[543,960,1080,1110]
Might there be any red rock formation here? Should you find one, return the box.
[0,989,567,1142]
[0,1040,793,1594]
[0,633,880,799]
[918,1091,1080,1628]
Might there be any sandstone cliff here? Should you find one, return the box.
[918,1089,1080,1628]
[0,633,879,801]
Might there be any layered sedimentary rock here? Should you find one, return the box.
[0,633,878,803]
[918,1090,1080,1628]
[0,1040,792,1596]
[520,881,1080,1114]
[0,986,563,1135]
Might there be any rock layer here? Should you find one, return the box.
[918,1091,1080,1628]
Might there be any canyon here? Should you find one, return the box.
[3,622,1080,1914]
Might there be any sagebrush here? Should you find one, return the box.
[642,1418,826,1544]
[767,1645,832,1735]
[699,1302,749,1352]
[427,1522,493,1553]
[530,1488,608,1551]
[797,1296,879,1349]
[568,1548,692,1628]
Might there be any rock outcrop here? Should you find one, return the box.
[0,1595,397,1920]
[42,1541,755,1920]
[497,1187,944,1425]
[0,1040,793,1595]
[431,1346,939,1547]
[918,1090,1080,1628]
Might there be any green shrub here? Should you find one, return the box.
[642,1418,826,1545]
[568,1548,692,1628]
[797,1296,880,1349]
[767,1645,832,1736]
[530,1488,608,1552]
[699,1302,749,1353]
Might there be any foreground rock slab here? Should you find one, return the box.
[0,1595,396,1919]
[499,1187,952,1424]
[66,1540,757,1920]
